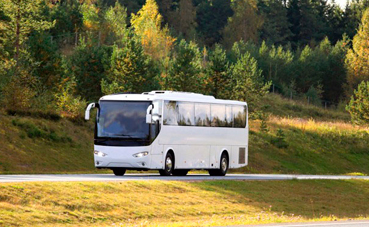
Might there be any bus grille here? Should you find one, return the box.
[239,148,246,164]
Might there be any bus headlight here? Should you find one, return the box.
[133,151,149,158]
[94,150,107,157]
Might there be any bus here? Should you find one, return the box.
[85,91,248,176]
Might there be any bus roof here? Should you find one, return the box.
[100,91,247,105]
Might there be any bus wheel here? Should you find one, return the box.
[209,153,228,176]
[112,168,126,176]
[173,169,189,176]
[159,152,174,176]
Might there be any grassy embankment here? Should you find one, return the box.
[240,94,369,175]
[1,180,369,226]
[0,111,95,173]
[0,93,368,174]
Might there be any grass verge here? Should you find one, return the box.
[0,180,369,226]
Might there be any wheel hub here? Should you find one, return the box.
[166,157,172,170]
[221,158,227,172]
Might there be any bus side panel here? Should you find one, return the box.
[170,145,210,169]
[210,146,232,169]
[150,143,163,169]
[230,145,248,169]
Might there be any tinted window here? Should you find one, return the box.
[97,101,151,138]
[163,101,178,126]
[225,105,233,127]
[211,104,226,127]
[177,102,195,126]
[195,103,211,126]
[233,105,247,128]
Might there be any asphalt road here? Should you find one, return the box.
[1,173,369,183]
[237,220,369,227]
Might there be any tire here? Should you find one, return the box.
[209,153,228,176]
[112,168,126,176]
[159,152,174,176]
[173,169,189,176]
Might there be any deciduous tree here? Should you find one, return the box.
[131,0,175,61]
[346,9,369,97]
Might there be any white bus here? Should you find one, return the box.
[85,91,248,176]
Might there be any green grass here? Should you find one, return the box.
[0,180,368,226]
[0,113,96,173]
[261,93,350,122]
[236,117,369,175]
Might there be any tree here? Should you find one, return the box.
[258,0,292,45]
[196,0,233,46]
[1,0,54,109]
[64,39,111,101]
[101,36,159,95]
[131,0,175,61]
[1,0,54,63]
[205,44,231,99]
[346,9,369,97]
[346,81,369,125]
[342,0,369,40]
[287,0,327,47]
[230,52,271,111]
[168,0,196,40]
[165,40,202,92]
[49,0,83,41]
[27,31,62,93]
[104,1,128,43]
[223,0,263,47]
[323,36,349,103]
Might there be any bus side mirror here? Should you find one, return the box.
[146,105,153,124]
[85,103,96,121]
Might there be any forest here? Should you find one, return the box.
[0,0,369,123]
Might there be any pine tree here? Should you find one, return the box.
[104,1,128,44]
[258,0,292,45]
[101,36,159,95]
[196,0,233,46]
[1,0,54,63]
[1,0,54,109]
[166,39,202,92]
[131,0,175,61]
[205,44,230,99]
[64,39,111,101]
[230,52,271,111]
[346,8,369,97]
[169,0,196,40]
[346,81,369,125]
[223,0,263,47]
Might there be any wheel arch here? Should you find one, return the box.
[163,147,175,169]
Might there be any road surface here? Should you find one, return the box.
[0,173,369,183]
[237,220,369,227]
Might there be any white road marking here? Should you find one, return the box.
[258,221,369,226]
[0,174,369,183]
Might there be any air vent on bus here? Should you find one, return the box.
[239,147,246,164]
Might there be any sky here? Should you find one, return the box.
[333,0,348,9]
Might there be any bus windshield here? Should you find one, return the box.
[97,101,151,139]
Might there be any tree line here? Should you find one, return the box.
[0,0,368,124]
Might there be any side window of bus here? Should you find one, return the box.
[211,104,226,127]
[163,101,178,125]
[195,103,211,126]
[225,105,233,127]
[177,102,195,126]
[233,105,247,128]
